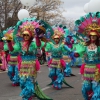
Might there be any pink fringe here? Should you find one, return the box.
[60,59,66,68]
[48,59,52,66]
[80,63,85,74]
[96,64,100,72]
[35,60,40,71]
[18,55,22,71]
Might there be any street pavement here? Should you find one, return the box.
[0,64,84,100]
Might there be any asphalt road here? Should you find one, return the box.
[0,64,84,100]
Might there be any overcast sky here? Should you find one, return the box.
[61,0,90,19]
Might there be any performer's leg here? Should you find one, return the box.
[7,65,14,82]
[53,68,64,89]
[64,63,72,77]
[13,65,19,86]
[19,77,26,90]
[49,67,57,83]
[20,77,35,100]
[91,81,100,100]
[82,81,92,100]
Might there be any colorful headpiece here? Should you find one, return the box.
[19,21,39,37]
[13,18,53,42]
[52,25,66,40]
[75,12,100,37]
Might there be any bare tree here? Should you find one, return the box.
[29,0,64,23]
[0,0,65,31]
[65,19,75,31]
[0,0,22,31]
[50,17,75,31]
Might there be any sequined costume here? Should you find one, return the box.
[19,41,43,100]
[13,18,53,100]
[75,12,100,100]
[46,25,73,89]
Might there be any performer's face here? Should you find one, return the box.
[23,31,30,41]
[54,38,60,44]
[90,35,97,41]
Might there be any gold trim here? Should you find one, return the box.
[22,31,30,35]
[84,22,100,36]
[89,32,97,36]
[53,35,60,39]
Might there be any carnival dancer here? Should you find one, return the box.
[46,25,73,89]
[12,18,53,100]
[2,27,20,86]
[63,29,76,76]
[74,12,100,100]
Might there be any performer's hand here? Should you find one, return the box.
[35,28,44,38]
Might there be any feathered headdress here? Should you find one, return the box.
[18,19,39,37]
[75,12,100,37]
[13,18,53,42]
[51,25,68,40]
[13,18,39,42]
[52,28,64,39]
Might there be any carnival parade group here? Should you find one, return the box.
[1,12,100,100]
